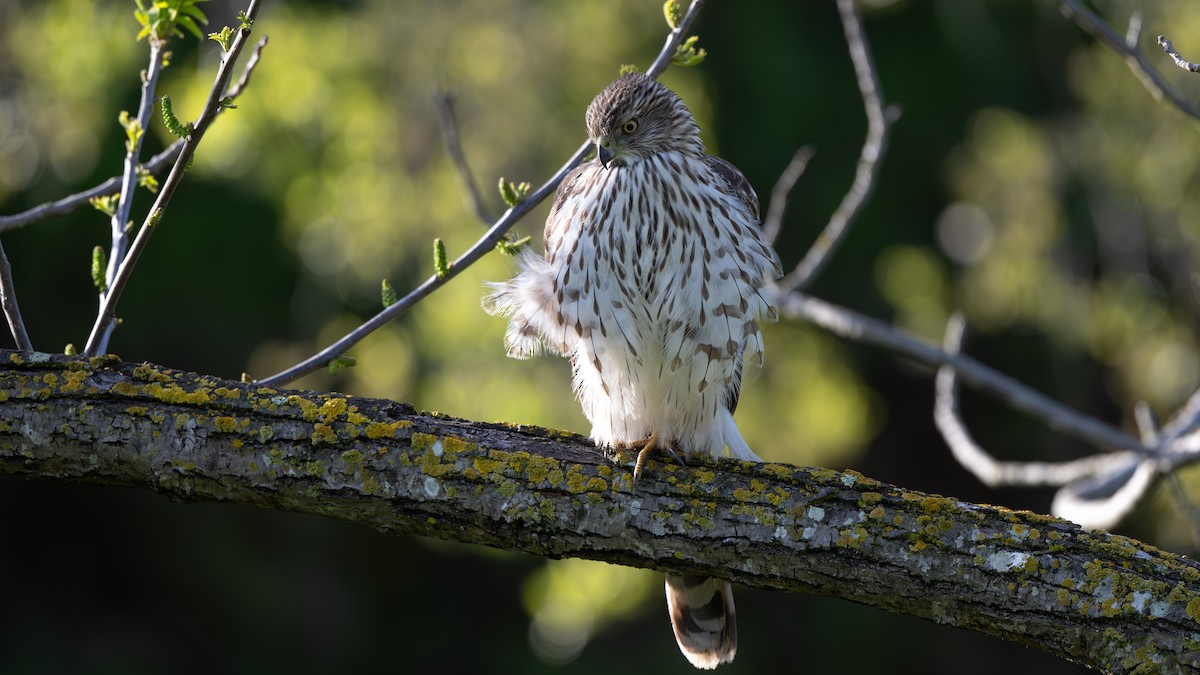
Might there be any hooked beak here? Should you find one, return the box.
[597,139,615,168]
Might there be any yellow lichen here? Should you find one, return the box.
[111,381,140,397]
[319,398,348,422]
[213,387,241,400]
[310,423,336,445]
[474,457,502,477]
[526,456,553,483]
[146,382,211,405]
[126,406,148,416]
[1187,597,1200,622]
[214,416,237,433]
[365,420,413,439]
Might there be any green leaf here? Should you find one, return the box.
[381,278,399,308]
[136,166,159,194]
[672,35,707,67]
[328,356,357,375]
[496,235,532,257]
[498,177,531,208]
[91,246,109,294]
[89,194,118,217]
[208,26,235,51]
[433,238,450,278]
[663,0,683,30]
[160,96,192,138]
[176,15,204,41]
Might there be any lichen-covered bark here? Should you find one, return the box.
[0,350,1197,672]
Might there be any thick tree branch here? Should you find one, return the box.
[1,350,1197,672]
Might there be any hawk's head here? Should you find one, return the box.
[584,73,703,169]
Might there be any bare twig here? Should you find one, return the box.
[0,144,180,234]
[107,42,166,296]
[780,292,1145,453]
[434,91,493,225]
[777,0,895,293]
[0,36,267,235]
[0,240,32,351]
[256,0,707,387]
[1056,0,1200,119]
[761,146,814,245]
[1159,35,1200,73]
[83,2,264,357]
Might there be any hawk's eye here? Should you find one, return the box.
[622,119,638,134]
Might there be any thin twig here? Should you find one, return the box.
[256,0,707,387]
[1056,0,1200,119]
[83,2,264,356]
[0,240,32,351]
[777,0,895,293]
[1158,35,1200,73]
[762,145,814,245]
[779,291,1145,452]
[434,91,492,226]
[646,0,705,79]
[107,41,165,295]
[0,36,267,235]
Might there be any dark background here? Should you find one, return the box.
[2,0,1198,672]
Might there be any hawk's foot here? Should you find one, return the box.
[631,432,686,483]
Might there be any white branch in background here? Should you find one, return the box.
[933,313,1159,529]
[256,0,709,387]
[1159,34,1200,73]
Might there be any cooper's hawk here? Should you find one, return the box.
[484,72,782,669]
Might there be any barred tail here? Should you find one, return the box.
[665,574,737,669]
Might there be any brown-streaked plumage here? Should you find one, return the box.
[484,72,781,669]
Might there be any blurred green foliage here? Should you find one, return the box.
[3,0,1200,673]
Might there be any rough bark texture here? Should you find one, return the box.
[1,350,1198,672]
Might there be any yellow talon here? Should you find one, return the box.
[633,431,660,483]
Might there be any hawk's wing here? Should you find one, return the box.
[701,154,782,416]
[703,154,760,223]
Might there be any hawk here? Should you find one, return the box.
[484,72,782,669]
